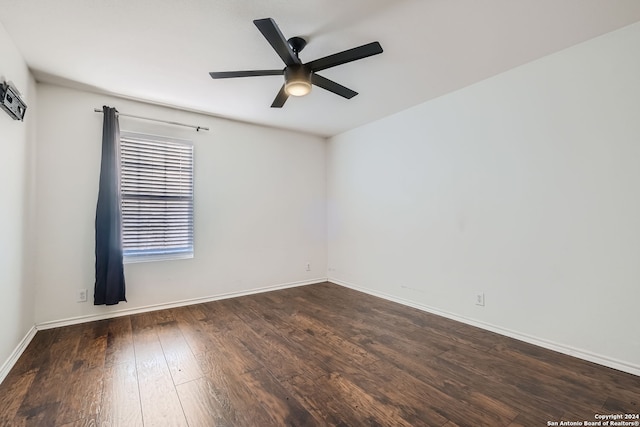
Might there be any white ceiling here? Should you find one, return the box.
[2,0,640,137]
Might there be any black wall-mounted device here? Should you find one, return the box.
[1,82,27,121]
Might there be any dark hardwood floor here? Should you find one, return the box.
[0,282,638,426]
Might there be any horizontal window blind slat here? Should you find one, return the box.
[122,228,193,233]
[122,139,192,151]
[122,174,193,182]
[121,167,193,174]
[123,241,193,246]
[122,218,193,223]
[122,149,192,158]
[121,162,192,171]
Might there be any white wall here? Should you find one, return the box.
[328,23,640,373]
[34,84,326,324]
[0,23,37,373]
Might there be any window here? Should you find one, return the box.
[120,132,194,262]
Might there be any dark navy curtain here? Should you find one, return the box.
[94,106,126,305]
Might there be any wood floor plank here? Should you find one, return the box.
[284,373,411,427]
[346,358,507,426]
[506,418,528,427]
[239,367,319,426]
[349,331,521,425]
[229,295,381,378]
[17,325,84,424]
[54,365,103,426]
[194,336,262,378]
[197,360,276,426]
[491,341,640,408]
[172,305,218,356]
[155,320,203,385]
[439,347,570,417]
[57,416,99,427]
[98,361,143,427]
[175,303,242,356]
[16,402,61,427]
[131,313,188,427]
[0,368,37,426]
[104,316,135,367]
[602,395,640,413]
[54,323,108,425]
[75,320,109,370]
[8,328,59,376]
[218,299,328,381]
[441,345,608,415]
[426,348,561,423]
[318,371,420,427]
[293,282,459,334]
[190,312,317,426]
[286,287,473,356]
[176,377,230,427]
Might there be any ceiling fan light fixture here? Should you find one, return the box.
[284,65,312,97]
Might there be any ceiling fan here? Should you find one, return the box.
[209,18,383,108]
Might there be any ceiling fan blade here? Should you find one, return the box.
[271,84,289,108]
[307,41,383,72]
[311,74,358,99]
[253,18,301,67]
[209,70,283,79]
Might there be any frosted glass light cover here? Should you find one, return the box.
[285,80,312,96]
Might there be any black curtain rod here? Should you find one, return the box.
[93,108,209,132]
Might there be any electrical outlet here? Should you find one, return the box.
[77,289,88,303]
[475,292,485,307]
[305,262,311,271]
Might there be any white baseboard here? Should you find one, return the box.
[36,277,328,330]
[329,277,640,377]
[0,326,37,385]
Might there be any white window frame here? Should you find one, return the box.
[120,131,194,263]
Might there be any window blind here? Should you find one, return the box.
[120,133,194,260]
